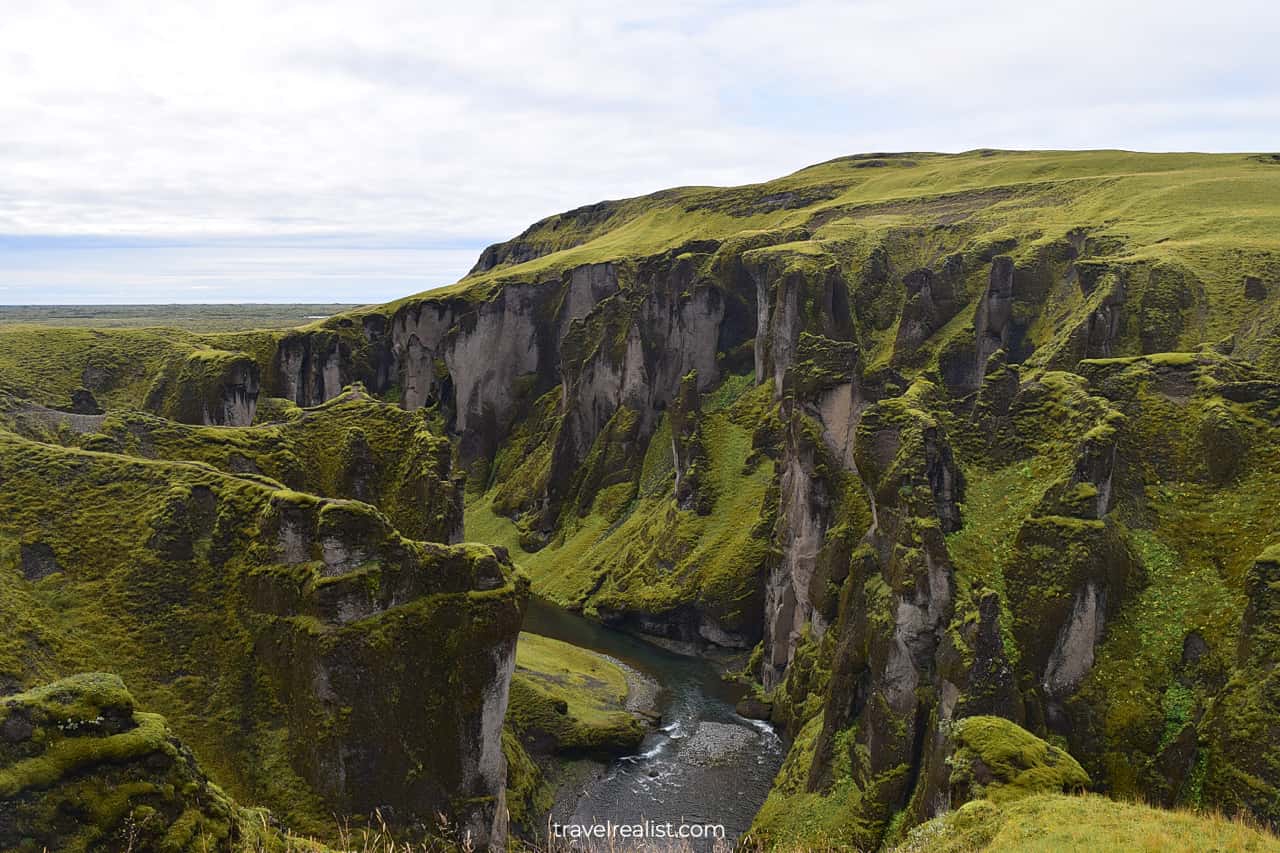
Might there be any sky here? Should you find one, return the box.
[1,0,1278,305]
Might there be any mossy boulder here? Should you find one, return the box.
[946,716,1090,805]
[0,673,267,852]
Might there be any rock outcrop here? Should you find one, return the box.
[0,673,268,851]
[973,257,1017,379]
[893,256,964,361]
[944,715,1090,806]
[89,386,465,544]
[669,371,714,514]
[543,251,725,525]
[761,409,836,689]
[749,247,854,397]
[144,348,261,426]
[252,497,526,844]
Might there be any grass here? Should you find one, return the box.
[512,632,635,735]
[893,793,1280,853]
[516,632,628,698]
[0,324,201,409]
[0,304,359,332]
[945,456,1061,664]
[413,151,1280,312]
[0,322,290,414]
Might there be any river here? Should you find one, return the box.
[522,597,786,850]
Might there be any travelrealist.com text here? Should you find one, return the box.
[550,820,726,841]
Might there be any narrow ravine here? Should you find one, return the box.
[522,597,785,850]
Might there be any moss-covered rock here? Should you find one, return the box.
[670,371,715,514]
[144,348,261,427]
[0,673,286,852]
[946,716,1090,805]
[504,633,646,756]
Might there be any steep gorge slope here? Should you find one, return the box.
[5,150,1280,848]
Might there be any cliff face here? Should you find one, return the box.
[249,498,526,843]
[266,262,623,470]
[143,348,262,427]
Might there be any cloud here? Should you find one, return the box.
[0,0,1277,301]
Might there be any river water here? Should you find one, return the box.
[522,598,786,850]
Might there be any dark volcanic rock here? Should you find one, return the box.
[18,542,60,581]
[68,387,102,414]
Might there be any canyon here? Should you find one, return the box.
[3,149,1280,850]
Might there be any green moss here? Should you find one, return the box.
[89,389,462,542]
[767,628,832,731]
[745,716,880,851]
[0,674,276,852]
[892,793,1280,853]
[501,727,553,835]
[142,346,258,425]
[0,710,170,798]
[489,388,561,517]
[948,716,1090,804]
[466,382,775,632]
[786,333,861,398]
[0,325,207,410]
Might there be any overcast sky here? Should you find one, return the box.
[2,0,1278,304]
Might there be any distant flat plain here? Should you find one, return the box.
[0,304,361,332]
